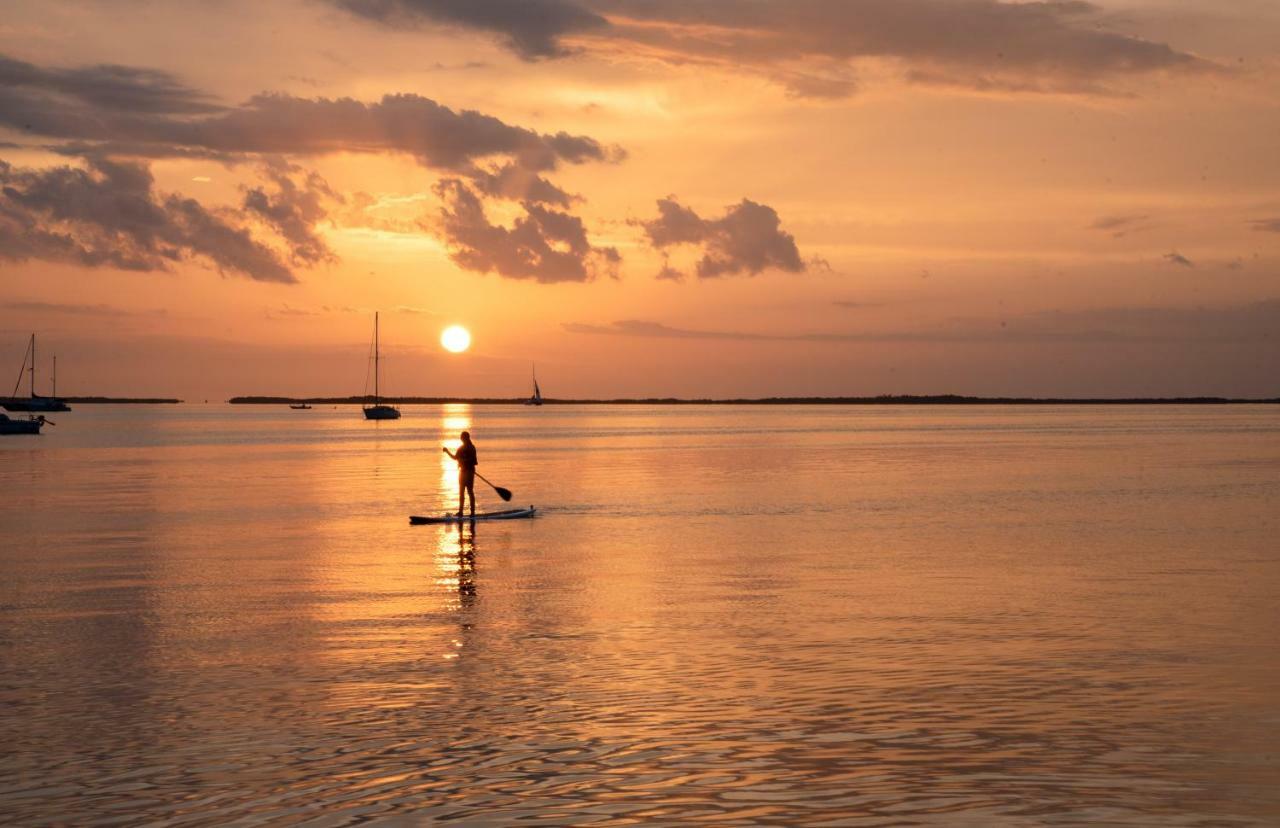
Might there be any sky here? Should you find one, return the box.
[1,0,1278,399]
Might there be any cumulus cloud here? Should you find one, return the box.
[326,0,1209,98]
[1,52,625,283]
[431,179,620,283]
[638,197,804,280]
[0,156,295,282]
[242,160,341,266]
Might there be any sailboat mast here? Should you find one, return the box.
[52,355,56,398]
[30,334,35,398]
[374,312,380,404]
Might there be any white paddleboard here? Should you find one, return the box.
[410,506,536,525]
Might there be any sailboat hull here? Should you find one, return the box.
[363,405,401,420]
[3,398,71,412]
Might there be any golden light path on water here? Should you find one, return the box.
[0,403,1277,824]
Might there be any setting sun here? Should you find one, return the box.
[440,325,471,354]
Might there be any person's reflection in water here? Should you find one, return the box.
[454,520,477,613]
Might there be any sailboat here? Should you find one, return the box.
[4,334,71,412]
[363,312,401,420]
[524,365,543,406]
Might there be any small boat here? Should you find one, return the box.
[363,312,401,420]
[524,365,543,406]
[0,412,46,435]
[410,506,537,525]
[4,335,71,413]
[290,403,313,410]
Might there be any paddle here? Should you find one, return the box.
[443,447,513,501]
[476,471,513,502]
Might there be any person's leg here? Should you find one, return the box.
[466,479,475,516]
[457,474,465,516]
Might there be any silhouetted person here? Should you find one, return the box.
[443,431,477,517]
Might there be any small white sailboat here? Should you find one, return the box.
[524,365,543,406]
[4,334,71,413]
[363,312,401,420]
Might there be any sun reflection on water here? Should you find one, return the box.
[434,522,477,611]
[435,521,477,660]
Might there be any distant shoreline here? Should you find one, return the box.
[227,395,1280,406]
[2,397,183,404]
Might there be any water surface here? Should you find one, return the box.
[2,404,1278,824]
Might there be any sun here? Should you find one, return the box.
[441,325,471,353]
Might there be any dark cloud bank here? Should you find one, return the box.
[329,0,1210,97]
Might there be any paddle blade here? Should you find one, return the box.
[494,486,513,502]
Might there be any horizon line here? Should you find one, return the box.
[223,394,1280,406]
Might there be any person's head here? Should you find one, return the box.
[460,430,472,444]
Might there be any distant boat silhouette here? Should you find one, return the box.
[363,312,401,420]
[524,365,543,406]
[4,335,71,413]
[0,412,45,435]
[290,403,313,410]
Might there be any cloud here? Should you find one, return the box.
[326,0,1209,98]
[332,0,609,59]
[1250,218,1280,233]
[0,53,222,116]
[0,156,295,282]
[1163,251,1194,267]
[242,160,341,266]
[565,300,1280,344]
[265,303,437,319]
[1089,214,1151,238]
[1,53,625,283]
[638,197,804,279]
[654,259,684,281]
[0,299,166,317]
[0,52,623,196]
[431,179,620,283]
[469,162,577,207]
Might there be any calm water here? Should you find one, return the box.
[1,404,1277,825]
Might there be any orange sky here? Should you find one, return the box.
[1,0,1278,398]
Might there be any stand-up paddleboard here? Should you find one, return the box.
[410,506,537,525]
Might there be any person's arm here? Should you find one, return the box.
[442,447,456,461]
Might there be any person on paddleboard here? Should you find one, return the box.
[443,431,477,517]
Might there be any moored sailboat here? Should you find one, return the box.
[363,312,401,420]
[4,335,71,413]
[524,365,543,406]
